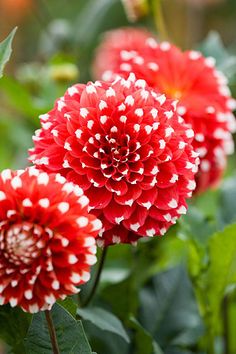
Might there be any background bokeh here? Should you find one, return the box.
[0,1,236,354]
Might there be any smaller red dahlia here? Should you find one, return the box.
[93,27,152,81]
[29,74,199,246]
[0,167,101,313]
[93,28,236,193]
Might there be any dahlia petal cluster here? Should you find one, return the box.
[29,74,199,246]
[0,167,101,313]
[93,28,236,193]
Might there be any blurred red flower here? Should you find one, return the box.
[93,28,236,193]
[0,0,33,21]
[93,27,152,81]
[30,74,199,246]
[0,167,101,313]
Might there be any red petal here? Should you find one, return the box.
[86,186,112,208]
[105,179,128,196]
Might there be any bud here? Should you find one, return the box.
[121,0,149,22]
[48,63,79,82]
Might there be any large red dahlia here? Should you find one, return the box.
[93,28,236,193]
[29,74,199,246]
[0,167,101,313]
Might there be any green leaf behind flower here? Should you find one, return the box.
[77,307,130,343]
[0,28,17,78]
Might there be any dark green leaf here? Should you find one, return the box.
[101,275,139,321]
[0,305,31,354]
[57,297,77,318]
[128,316,163,354]
[25,303,92,353]
[0,28,17,78]
[82,321,130,354]
[139,267,202,348]
[77,307,130,343]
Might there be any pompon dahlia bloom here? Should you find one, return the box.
[0,167,101,313]
[29,74,199,246]
[93,29,236,193]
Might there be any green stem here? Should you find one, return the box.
[45,310,60,354]
[152,0,168,41]
[204,315,215,354]
[207,333,215,354]
[223,295,230,354]
[82,247,108,307]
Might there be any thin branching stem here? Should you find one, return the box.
[82,247,108,307]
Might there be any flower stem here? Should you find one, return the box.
[152,0,168,41]
[82,247,108,307]
[45,310,60,354]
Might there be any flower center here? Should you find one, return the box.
[97,129,140,180]
[164,87,183,100]
[0,222,48,265]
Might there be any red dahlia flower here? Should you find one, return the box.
[29,74,199,246]
[93,27,152,81]
[0,167,101,313]
[93,28,236,193]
